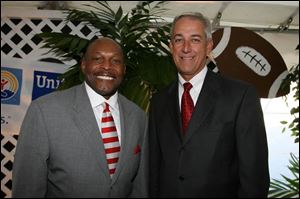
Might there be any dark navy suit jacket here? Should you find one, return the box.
[149,69,270,198]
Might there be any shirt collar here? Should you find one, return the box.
[84,82,118,110]
[178,66,208,92]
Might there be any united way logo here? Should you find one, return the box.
[32,71,63,100]
[1,67,22,105]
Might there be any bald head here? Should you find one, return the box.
[84,37,124,60]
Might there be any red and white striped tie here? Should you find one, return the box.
[101,102,121,178]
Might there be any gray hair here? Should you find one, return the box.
[170,12,212,40]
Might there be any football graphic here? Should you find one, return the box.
[211,27,289,98]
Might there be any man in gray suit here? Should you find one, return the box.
[12,37,148,197]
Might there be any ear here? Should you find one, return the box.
[206,39,214,56]
[80,58,86,73]
[169,41,173,54]
[123,64,126,74]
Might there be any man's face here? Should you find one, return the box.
[81,38,125,99]
[169,17,213,81]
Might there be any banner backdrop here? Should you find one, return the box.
[1,9,98,197]
[1,58,69,136]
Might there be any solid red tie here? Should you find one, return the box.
[101,102,121,178]
[181,82,194,134]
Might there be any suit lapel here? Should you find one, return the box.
[183,71,219,146]
[72,84,110,179]
[110,95,134,183]
[166,81,183,142]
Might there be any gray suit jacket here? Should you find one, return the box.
[12,83,148,198]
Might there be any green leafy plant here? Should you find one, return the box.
[38,1,176,112]
[268,153,299,198]
[269,45,299,198]
[280,61,299,143]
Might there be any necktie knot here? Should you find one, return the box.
[183,82,193,92]
[103,102,110,112]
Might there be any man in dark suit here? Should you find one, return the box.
[149,12,270,198]
[12,37,148,197]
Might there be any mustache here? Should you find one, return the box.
[94,69,117,78]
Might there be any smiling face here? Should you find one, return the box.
[81,38,125,99]
[169,17,213,81]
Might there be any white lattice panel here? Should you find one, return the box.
[1,11,100,64]
[1,134,18,198]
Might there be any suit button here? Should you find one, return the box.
[178,176,185,181]
[179,146,185,152]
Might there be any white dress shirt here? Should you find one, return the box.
[85,82,122,144]
[178,66,208,111]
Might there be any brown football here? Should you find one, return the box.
[211,27,289,98]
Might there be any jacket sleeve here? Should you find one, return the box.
[12,101,49,198]
[235,85,270,197]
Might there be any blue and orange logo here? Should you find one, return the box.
[1,67,22,105]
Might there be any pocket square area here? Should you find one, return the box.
[134,144,141,154]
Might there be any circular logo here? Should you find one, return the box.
[1,70,19,100]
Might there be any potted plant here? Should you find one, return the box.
[38,1,176,112]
